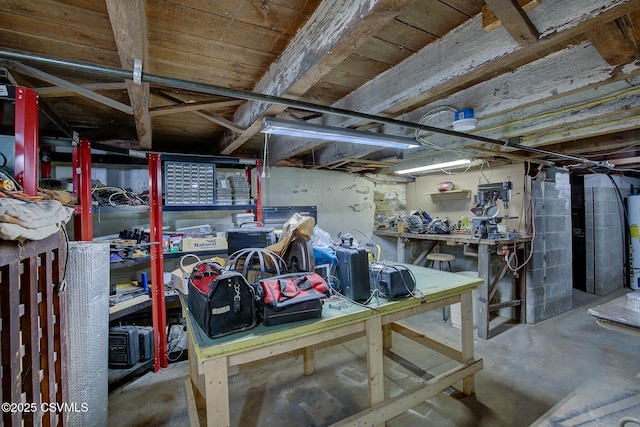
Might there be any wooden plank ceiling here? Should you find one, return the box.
[0,0,640,175]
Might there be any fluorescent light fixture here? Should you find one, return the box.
[395,159,471,175]
[261,117,420,149]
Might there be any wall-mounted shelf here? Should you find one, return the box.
[426,189,471,200]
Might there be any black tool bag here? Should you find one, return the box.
[188,261,257,339]
[257,272,330,326]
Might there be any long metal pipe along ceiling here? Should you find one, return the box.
[0,47,604,166]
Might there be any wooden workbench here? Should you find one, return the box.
[183,264,483,427]
[374,229,531,339]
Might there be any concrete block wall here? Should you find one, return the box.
[526,172,573,323]
[584,185,625,295]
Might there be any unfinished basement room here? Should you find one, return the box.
[1,0,640,426]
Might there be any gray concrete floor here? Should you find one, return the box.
[108,289,640,426]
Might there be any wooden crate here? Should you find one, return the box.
[0,232,68,427]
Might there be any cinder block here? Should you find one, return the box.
[528,294,572,323]
[526,267,545,288]
[544,264,571,285]
[542,232,572,250]
[544,215,571,233]
[543,198,571,214]
[545,248,572,267]
[546,282,572,301]
[527,286,547,306]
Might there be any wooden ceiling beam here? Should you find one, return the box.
[154,91,246,134]
[587,9,640,65]
[482,0,540,31]
[192,111,246,134]
[35,82,128,97]
[221,0,413,156]
[106,0,152,149]
[483,0,539,46]
[149,99,244,117]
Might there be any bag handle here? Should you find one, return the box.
[239,221,264,228]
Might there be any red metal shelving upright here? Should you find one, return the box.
[147,153,167,371]
[72,139,93,241]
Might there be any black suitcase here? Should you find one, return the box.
[137,326,155,362]
[109,326,140,368]
[258,298,323,326]
[335,235,370,302]
[188,261,258,339]
[369,263,416,299]
[226,222,276,255]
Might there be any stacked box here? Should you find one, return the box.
[229,173,251,205]
[215,174,233,205]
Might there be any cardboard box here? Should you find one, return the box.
[169,261,197,294]
[181,237,228,252]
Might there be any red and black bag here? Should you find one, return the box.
[188,261,257,338]
[257,272,330,326]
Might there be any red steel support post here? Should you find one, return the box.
[14,86,38,195]
[72,139,93,241]
[148,153,167,370]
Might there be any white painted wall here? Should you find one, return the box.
[261,167,406,259]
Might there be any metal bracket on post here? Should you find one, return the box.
[133,59,142,85]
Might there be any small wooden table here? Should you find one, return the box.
[183,264,483,426]
[374,230,531,339]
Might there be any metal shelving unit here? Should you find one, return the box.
[11,92,262,373]
[71,145,262,371]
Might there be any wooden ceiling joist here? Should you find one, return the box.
[35,82,128,97]
[483,0,540,46]
[106,0,152,149]
[149,99,244,117]
[155,91,246,134]
[587,10,640,65]
[482,0,541,32]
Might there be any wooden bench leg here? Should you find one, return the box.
[203,357,230,427]
[366,316,384,406]
[184,377,202,427]
[303,346,315,375]
[382,324,393,349]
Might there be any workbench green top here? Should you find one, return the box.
[182,263,482,361]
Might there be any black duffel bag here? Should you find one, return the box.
[188,260,257,339]
[256,272,330,326]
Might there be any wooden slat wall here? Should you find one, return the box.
[0,232,67,427]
